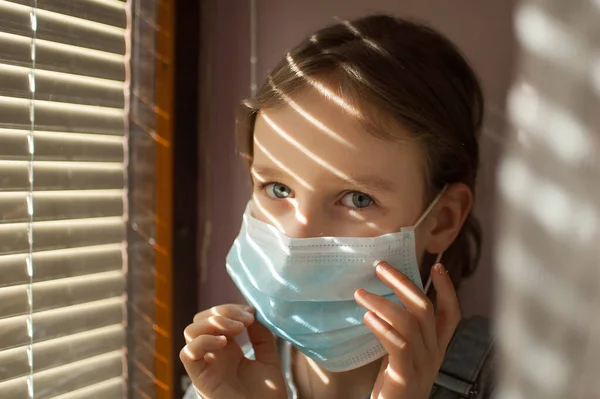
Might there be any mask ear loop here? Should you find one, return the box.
[423,252,443,294]
[413,185,447,229]
[415,186,447,294]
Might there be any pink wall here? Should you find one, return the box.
[198,0,517,317]
[197,0,252,308]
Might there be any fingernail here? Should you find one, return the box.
[215,335,227,344]
[355,288,373,301]
[241,311,254,323]
[376,262,397,279]
[227,319,244,329]
[434,263,448,274]
[375,262,389,274]
[207,335,228,349]
[244,306,255,313]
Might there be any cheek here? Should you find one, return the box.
[250,192,277,222]
[250,194,300,231]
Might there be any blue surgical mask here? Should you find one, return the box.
[226,193,444,372]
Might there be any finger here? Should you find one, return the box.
[246,315,280,366]
[179,335,228,393]
[193,304,254,325]
[363,311,415,382]
[184,315,246,343]
[179,334,227,376]
[431,263,461,351]
[354,289,426,361]
[375,261,437,352]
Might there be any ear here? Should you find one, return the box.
[423,183,473,254]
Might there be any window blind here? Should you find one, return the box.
[0,1,130,398]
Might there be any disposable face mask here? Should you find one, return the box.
[226,193,444,372]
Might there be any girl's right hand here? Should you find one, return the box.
[180,304,287,399]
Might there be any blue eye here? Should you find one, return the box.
[341,192,374,209]
[265,182,292,199]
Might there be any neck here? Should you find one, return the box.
[293,348,383,399]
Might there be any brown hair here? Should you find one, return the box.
[235,14,483,288]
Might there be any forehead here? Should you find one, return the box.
[252,89,424,189]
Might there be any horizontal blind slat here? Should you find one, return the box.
[0,129,29,160]
[33,217,125,252]
[0,223,28,256]
[0,161,125,192]
[33,244,124,282]
[35,326,125,377]
[0,96,125,134]
[0,244,124,288]
[0,353,124,399]
[0,94,30,129]
[35,351,123,399]
[36,37,126,79]
[1,2,126,54]
[0,190,124,223]
[0,346,28,383]
[0,64,31,101]
[0,192,28,223]
[0,32,32,68]
[35,69,126,108]
[0,298,124,350]
[49,377,123,399]
[1,0,34,6]
[0,217,124,255]
[9,0,128,29]
[0,254,28,287]
[36,10,126,55]
[0,32,125,80]
[0,271,125,319]
[0,129,125,161]
[0,2,32,40]
[0,324,124,383]
[0,376,27,398]
[0,64,125,108]
[34,130,126,159]
[35,99,125,135]
[42,190,123,221]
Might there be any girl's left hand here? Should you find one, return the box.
[354,261,461,399]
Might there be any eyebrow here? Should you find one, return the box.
[252,165,396,194]
[334,174,396,194]
[250,165,285,184]
[251,165,284,178]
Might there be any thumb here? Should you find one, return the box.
[246,315,280,366]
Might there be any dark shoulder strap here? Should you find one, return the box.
[431,316,494,398]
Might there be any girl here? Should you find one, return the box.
[182,14,494,399]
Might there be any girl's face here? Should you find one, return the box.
[251,89,431,259]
